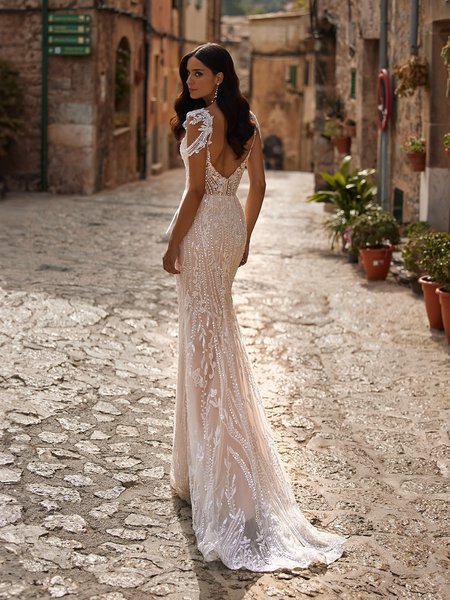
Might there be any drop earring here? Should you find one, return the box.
[209,85,219,105]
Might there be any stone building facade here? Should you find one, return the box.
[248,10,315,172]
[221,15,251,96]
[313,0,450,231]
[0,0,220,194]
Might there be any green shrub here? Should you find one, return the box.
[402,233,429,275]
[402,220,431,238]
[351,207,400,250]
[420,232,450,291]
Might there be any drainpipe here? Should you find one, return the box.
[179,0,185,61]
[141,0,151,179]
[409,0,419,56]
[378,0,388,210]
[41,0,49,191]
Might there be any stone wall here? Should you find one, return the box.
[249,11,315,172]
[0,3,42,190]
[0,0,214,193]
[316,0,450,228]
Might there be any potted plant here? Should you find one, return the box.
[351,207,400,280]
[323,118,351,154]
[431,240,450,344]
[419,232,450,333]
[401,221,431,294]
[393,55,428,97]
[308,155,376,256]
[441,35,450,97]
[0,59,25,194]
[402,136,426,172]
[443,132,450,161]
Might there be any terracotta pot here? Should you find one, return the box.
[344,124,356,137]
[446,148,450,163]
[419,276,444,330]
[134,69,145,85]
[437,288,450,343]
[406,151,426,172]
[359,246,393,280]
[332,135,351,154]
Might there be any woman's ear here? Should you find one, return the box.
[216,72,224,85]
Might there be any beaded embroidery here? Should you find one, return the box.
[169,108,346,571]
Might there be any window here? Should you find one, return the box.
[393,188,404,223]
[287,64,297,89]
[114,37,131,128]
[350,68,356,99]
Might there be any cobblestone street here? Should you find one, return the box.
[0,170,449,600]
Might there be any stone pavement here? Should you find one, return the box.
[0,170,449,600]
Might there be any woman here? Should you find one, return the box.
[163,43,346,571]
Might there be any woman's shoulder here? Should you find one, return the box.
[183,107,213,130]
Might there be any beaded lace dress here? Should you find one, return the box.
[168,108,346,571]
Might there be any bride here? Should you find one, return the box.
[162,42,346,572]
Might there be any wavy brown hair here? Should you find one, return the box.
[170,43,255,159]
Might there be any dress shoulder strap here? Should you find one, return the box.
[247,110,261,158]
[183,108,214,157]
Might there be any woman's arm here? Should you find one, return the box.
[163,119,207,275]
[241,129,266,266]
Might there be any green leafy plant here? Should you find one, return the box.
[308,155,376,249]
[393,55,428,97]
[402,220,431,238]
[323,118,344,138]
[402,136,426,154]
[0,59,24,159]
[419,232,450,291]
[351,207,400,250]
[443,133,450,150]
[402,233,430,275]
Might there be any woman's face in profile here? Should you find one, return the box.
[186,56,218,103]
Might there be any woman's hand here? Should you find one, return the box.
[163,244,180,275]
[239,240,250,267]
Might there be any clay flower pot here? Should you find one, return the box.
[446,148,450,164]
[344,123,356,138]
[437,288,450,343]
[332,135,351,154]
[359,245,393,280]
[419,276,444,330]
[406,151,426,172]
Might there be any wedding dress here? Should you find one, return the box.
[169,107,346,571]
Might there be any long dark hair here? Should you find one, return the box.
[170,43,255,159]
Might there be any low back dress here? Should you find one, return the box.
[168,107,346,571]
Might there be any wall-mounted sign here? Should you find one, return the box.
[47,14,92,56]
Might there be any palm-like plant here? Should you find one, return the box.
[308,155,377,249]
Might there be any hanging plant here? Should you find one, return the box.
[393,55,428,97]
[441,36,450,97]
[0,59,24,159]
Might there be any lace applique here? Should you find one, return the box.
[169,109,347,571]
[182,108,213,157]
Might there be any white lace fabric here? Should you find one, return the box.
[169,107,346,571]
